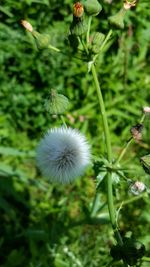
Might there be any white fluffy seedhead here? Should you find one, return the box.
[36,127,91,184]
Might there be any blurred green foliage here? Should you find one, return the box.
[0,0,150,266]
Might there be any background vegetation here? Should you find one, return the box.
[0,0,150,266]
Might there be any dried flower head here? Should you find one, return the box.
[129,181,145,195]
[130,123,143,141]
[36,127,91,184]
[143,106,150,114]
[21,20,33,32]
[124,0,136,10]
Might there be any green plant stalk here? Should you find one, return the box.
[91,64,124,247]
[86,16,92,44]
[60,115,67,128]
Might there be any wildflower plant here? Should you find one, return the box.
[21,0,150,266]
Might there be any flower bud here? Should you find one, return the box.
[44,89,69,115]
[73,2,84,18]
[70,18,87,36]
[143,106,150,114]
[32,31,50,49]
[91,32,105,54]
[108,8,126,29]
[84,0,102,16]
[21,20,33,32]
[129,181,145,195]
[140,154,150,174]
[130,123,143,141]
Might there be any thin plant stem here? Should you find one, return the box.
[60,115,67,128]
[142,257,150,262]
[115,113,146,165]
[48,44,60,52]
[116,193,146,208]
[86,16,92,44]
[115,137,133,165]
[90,192,100,217]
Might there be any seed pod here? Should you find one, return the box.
[84,0,102,16]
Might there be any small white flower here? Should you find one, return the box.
[36,127,91,184]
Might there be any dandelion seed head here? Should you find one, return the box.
[36,127,91,184]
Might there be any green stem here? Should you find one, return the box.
[115,113,146,165]
[90,192,100,217]
[91,64,112,161]
[142,257,150,262]
[115,137,133,165]
[116,193,146,208]
[48,44,60,52]
[60,115,67,128]
[91,64,124,243]
[86,16,92,44]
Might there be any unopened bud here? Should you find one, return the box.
[129,181,145,195]
[32,31,50,49]
[70,18,87,36]
[91,32,105,54]
[21,20,33,32]
[130,123,143,141]
[143,106,150,114]
[44,89,69,115]
[84,0,102,16]
[108,8,126,29]
[73,2,84,18]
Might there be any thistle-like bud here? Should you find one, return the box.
[73,2,84,18]
[21,20,33,32]
[108,8,126,29]
[70,2,87,36]
[84,0,102,16]
[91,32,105,54]
[32,31,50,49]
[44,89,69,115]
[129,181,145,195]
[140,154,150,174]
[130,123,143,141]
[70,19,87,36]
